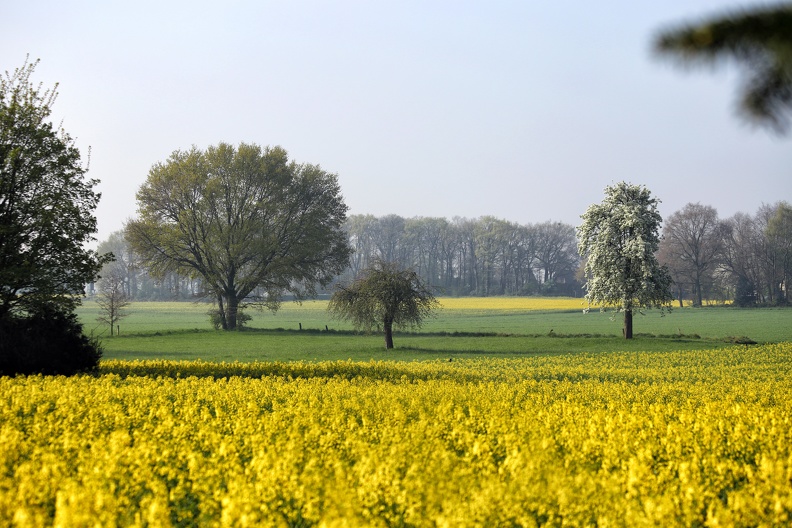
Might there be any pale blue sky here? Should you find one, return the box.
[2,1,790,244]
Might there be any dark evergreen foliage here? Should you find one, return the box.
[0,307,102,376]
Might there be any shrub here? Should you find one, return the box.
[208,308,252,330]
[0,307,102,376]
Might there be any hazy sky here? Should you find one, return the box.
[2,1,790,244]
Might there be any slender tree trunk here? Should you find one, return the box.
[623,309,633,339]
[383,318,394,349]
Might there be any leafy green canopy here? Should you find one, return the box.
[654,4,792,133]
[577,182,673,316]
[126,142,351,330]
[0,58,107,317]
[329,260,439,348]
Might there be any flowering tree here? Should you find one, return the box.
[577,182,673,339]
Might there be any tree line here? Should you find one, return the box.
[341,215,581,297]
[660,202,791,306]
[93,200,791,308]
[95,215,580,302]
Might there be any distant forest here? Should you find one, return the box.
[94,201,790,306]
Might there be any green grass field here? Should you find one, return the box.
[76,298,792,362]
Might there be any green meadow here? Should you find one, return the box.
[76,299,792,362]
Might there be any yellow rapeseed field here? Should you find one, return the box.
[263,297,590,313]
[1,344,791,526]
[438,296,587,311]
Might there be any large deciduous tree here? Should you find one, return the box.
[720,211,763,306]
[328,260,439,349]
[577,182,673,339]
[653,4,792,133]
[660,203,723,307]
[0,58,107,319]
[126,142,351,330]
[755,201,792,304]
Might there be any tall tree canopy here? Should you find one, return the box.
[126,142,351,330]
[0,58,107,319]
[654,4,792,133]
[577,182,673,339]
[328,260,439,349]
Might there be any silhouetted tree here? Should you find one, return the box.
[0,58,106,374]
[0,58,108,319]
[0,306,102,376]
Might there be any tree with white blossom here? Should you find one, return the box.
[577,182,673,339]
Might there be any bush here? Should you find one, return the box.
[0,307,103,376]
[207,308,252,330]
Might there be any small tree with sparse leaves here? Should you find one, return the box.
[96,268,131,336]
[577,182,673,339]
[328,260,439,349]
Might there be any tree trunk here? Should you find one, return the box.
[226,295,239,330]
[623,309,633,339]
[217,295,228,330]
[695,272,703,307]
[383,318,394,349]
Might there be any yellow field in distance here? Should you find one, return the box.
[439,296,588,311]
[248,297,591,312]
